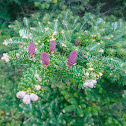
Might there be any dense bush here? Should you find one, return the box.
[1,0,126,25]
[0,0,34,25]
[1,10,126,125]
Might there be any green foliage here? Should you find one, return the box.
[1,0,126,26]
[0,0,34,25]
[1,10,126,125]
[0,60,22,126]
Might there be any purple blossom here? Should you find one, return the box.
[67,51,77,67]
[41,52,49,66]
[49,40,56,53]
[28,42,35,58]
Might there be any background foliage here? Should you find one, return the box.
[1,0,126,25]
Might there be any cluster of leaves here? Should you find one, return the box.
[2,9,126,125]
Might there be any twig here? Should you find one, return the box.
[23,117,33,124]
[80,50,89,60]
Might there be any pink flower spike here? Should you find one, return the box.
[49,40,56,54]
[28,42,35,58]
[41,52,49,66]
[67,51,77,68]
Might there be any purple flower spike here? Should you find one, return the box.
[41,52,49,66]
[49,40,56,54]
[28,42,35,58]
[67,51,77,68]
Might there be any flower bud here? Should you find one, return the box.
[92,73,99,78]
[61,43,66,47]
[23,94,31,104]
[3,40,8,46]
[16,53,20,58]
[99,72,103,76]
[88,68,94,71]
[30,93,39,102]
[67,51,77,68]
[35,85,41,91]
[5,58,9,62]
[16,91,26,99]
[28,42,35,58]
[49,40,56,54]
[41,52,49,66]
[35,74,42,82]
[85,72,89,77]
[75,40,80,46]
[83,82,89,87]
[92,80,97,85]
[1,53,10,63]
[88,82,94,88]
[99,49,104,53]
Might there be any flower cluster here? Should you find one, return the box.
[1,53,10,63]
[16,90,39,104]
[28,41,77,69]
[35,85,41,91]
[16,83,41,104]
[16,41,78,104]
[83,80,97,88]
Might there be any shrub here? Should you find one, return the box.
[1,0,126,26]
[1,10,126,125]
